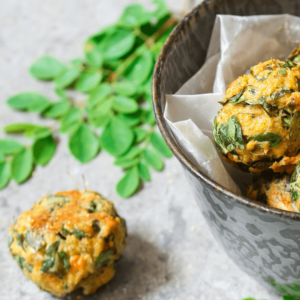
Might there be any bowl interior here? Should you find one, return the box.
[152,0,300,219]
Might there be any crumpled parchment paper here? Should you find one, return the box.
[164,14,300,195]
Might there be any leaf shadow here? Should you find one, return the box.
[64,233,171,300]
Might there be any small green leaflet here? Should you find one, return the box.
[115,81,137,96]
[95,250,113,267]
[87,83,111,107]
[125,49,153,83]
[290,111,300,142]
[138,161,151,181]
[150,132,173,158]
[118,112,142,127]
[60,108,82,134]
[143,149,164,171]
[73,227,86,239]
[59,251,70,271]
[75,71,102,93]
[254,67,273,81]
[86,49,103,68]
[25,127,52,139]
[102,29,135,60]
[11,148,33,183]
[33,135,56,166]
[40,257,55,274]
[116,167,140,198]
[7,92,51,112]
[112,95,139,113]
[114,158,139,168]
[134,128,148,142]
[116,146,142,161]
[54,68,80,88]
[45,101,71,118]
[0,161,11,189]
[101,117,134,156]
[69,124,99,163]
[14,254,25,269]
[270,88,292,101]
[247,132,281,147]
[45,241,60,256]
[290,161,300,202]
[118,4,151,29]
[0,139,23,154]
[30,55,65,80]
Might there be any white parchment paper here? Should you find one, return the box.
[164,14,300,195]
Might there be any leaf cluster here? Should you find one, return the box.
[2,0,176,197]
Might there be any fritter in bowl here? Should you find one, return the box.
[213,59,300,173]
[247,162,300,212]
[8,190,127,298]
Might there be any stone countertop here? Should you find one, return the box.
[0,1,277,299]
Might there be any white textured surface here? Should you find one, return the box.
[0,1,276,299]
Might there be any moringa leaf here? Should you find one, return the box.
[228,88,245,105]
[150,132,173,158]
[59,108,82,134]
[55,88,68,98]
[25,127,52,139]
[116,146,142,161]
[112,95,139,113]
[40,257,55,274]
[102,29,135,60]
[247,132,281,147]
[118,112,142,127]
[95,250,114,267]
[0,139,23,154]
[46,241,60,257]
[116,166,140,198]
[86,49,103,68]
[7,92,51,112]
[101,117,134,156]
[138,161,151,181]
[114,157,139,168]
[125,49,153,83]
[69,124,99,163]
[270,88,293,101]
[0,161,11,190]
[87,83,111,107]
[30,56,65,80]
[73,227,86,239]
[11,148,33,183]
[44,101,71,118]
[59,251,70,271]
[54,68,80,88]
[115,81,138,96]
[33,135,56,166]
[254,67,273,81]
[75,71,102,93]
[143,149,164,171]
[134,127,148,142]
[290,111,300,142]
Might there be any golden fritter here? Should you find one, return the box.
[247,162,300,212]
[8,190,127,298]
[213,59,300,173]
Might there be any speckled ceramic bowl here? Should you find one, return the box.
[152,0,300,298]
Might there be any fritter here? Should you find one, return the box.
[8,190,127,298]
[213,59,300,173]
[247,162,300,212]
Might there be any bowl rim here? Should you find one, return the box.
[151,0,300,221]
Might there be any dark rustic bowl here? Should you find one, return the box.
[152,0,300,298]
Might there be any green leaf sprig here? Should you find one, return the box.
[1,0,176,197]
